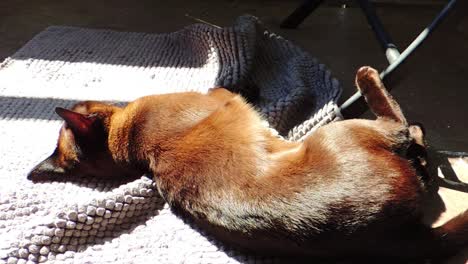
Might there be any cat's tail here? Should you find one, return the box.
[355,66,408,126]
[403,209,468,259]
[433,210,468,253]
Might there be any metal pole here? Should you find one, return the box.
[280,0,325,29]
[357,0,401,64]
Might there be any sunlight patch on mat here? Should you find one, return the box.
[0,54,219,102]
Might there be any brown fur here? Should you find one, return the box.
[28,66,468,260]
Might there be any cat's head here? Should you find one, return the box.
[27,102,141,182]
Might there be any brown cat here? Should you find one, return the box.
[28,67,468,260]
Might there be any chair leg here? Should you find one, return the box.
[341,0,458,118]
[280,0,325,29]
[357,0,401,64]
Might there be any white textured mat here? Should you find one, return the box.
[0,16,341,263]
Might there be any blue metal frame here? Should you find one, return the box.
[281,0,457,116]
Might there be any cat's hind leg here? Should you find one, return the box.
[355,66,407,126]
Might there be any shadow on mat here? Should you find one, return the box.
[0,96,127,121]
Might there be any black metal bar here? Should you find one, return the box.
[437,150,468,158]
[437,178,468,193]
[357,0,401,64]
[280,0,325,29]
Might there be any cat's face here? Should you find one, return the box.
[27,104,141,182]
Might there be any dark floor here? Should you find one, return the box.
[0,0,467,151]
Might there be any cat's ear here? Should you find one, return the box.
[55,107,97,136]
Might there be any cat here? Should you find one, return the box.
[28,66,468,260]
